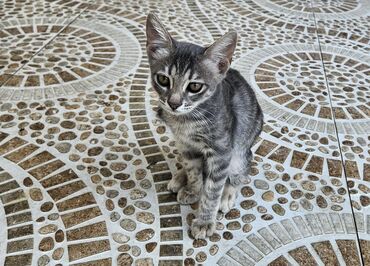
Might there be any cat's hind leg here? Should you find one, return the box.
[219,149,252,213]
[219,180,237,213]
[228,149,253,185]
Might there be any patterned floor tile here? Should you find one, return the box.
[0,0,368,265]
[0,0,87,95]
[312,2,369,264]
[1,15,141,101]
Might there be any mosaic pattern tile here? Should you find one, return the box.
[0,0,369,265]
[0,1,87,85]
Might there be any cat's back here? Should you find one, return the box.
[224,67,263,141]
[225,68,253,94]
[224,68,259,106]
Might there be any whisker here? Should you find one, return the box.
[194,109,213,126]
[195,107,216,119]
[191,109,212,128]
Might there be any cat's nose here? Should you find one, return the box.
[167,100,181,110]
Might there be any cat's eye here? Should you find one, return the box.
[157,74,170,87]
[187,83,203,93]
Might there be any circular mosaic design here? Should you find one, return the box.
[0,19,140,100]
[235,44,370,134]
[255,51,369,120]
[270,0,359,13]
[1,25,116,86]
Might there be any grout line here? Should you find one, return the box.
[311,5,365,266]
[0,7,88,88]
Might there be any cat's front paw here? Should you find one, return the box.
[167,178,182,193]
[177,186,200,204]
[167,169,186,193]
[191,218,216,239]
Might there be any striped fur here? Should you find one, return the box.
[146,13,263,239]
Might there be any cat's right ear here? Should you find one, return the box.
[146,13,173,60]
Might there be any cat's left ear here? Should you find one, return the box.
[146,13,174,60]
[203,31,237,74]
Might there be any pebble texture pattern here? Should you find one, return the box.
[0,0,369,265]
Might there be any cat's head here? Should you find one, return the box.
[146,13,237,115]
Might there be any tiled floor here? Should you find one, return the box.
[0,0,369,265]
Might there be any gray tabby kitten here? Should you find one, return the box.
[146,13,263,239]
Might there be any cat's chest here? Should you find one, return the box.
[171,122,208,150]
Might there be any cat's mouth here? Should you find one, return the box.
[158,100,193,116]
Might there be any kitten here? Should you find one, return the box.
[146,13,263,239]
